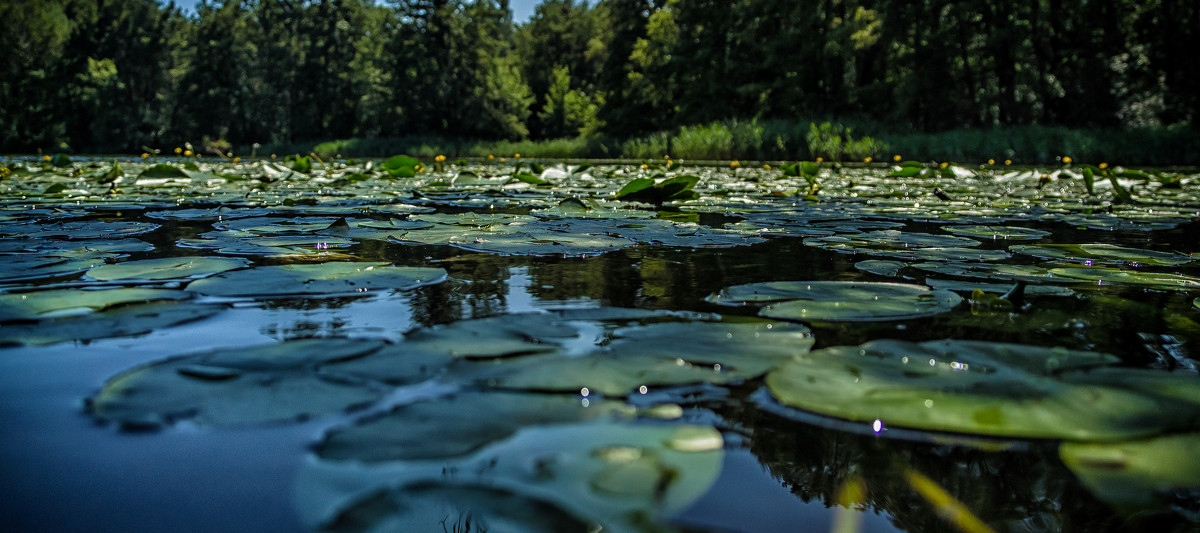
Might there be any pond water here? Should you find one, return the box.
[2,157,1199,532]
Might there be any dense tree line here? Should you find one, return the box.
[1,0,1196,154]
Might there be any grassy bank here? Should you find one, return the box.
[256,121,1199,166]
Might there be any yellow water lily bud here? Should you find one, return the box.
[174,147,182,154]
[42,155,51,162]
[730,160,740,168]
[816,157,823,163]
[233,157,241,163]
[1062,156,1072,164]
[1099,162,1108,169]
[184,149,193,157]
[140,153,149,159]
[863,157,872,163]
[940,162,949,169]
[893,155,902,162]
[1005,160,1012,165]
[487,154,495,160]
[435,154,446,162]
[988,159,995,165]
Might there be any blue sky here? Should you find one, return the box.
[175,1,542,22]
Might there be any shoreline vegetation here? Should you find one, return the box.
[3,1,1197,165]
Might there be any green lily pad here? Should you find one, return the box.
[855,260,909,278]
[177,233,356,257]
[708,281,962,322]
[86,256,252,281]
[1049,266,1200,291]
[314,392,635,462]
[0,288,191,321]
[297,421,723,533]
[1060,432,1200,510]
[913,261,1076,285]
[0,220,160,240]
[0,254,109,282]
[187,262,447,297]
[941,225,1051,241]
[765,339,1200,441]
[1011,244,1192,267]
[90,338,388,427]
[395,310,810,395]
[0,301,224,346]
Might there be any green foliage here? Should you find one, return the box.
[614,173,700,207]
[4,0,1199,166]
[381,155,423,178]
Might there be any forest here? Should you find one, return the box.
[2,0,1198,163]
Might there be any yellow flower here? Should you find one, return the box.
[1099,162,1108,169]
[487,154,495,160]
[663,154,670,159]
[513,153,521,158]
[816,157,823,163]
[988,159,995,165]
[435,155,446,163]
[1004,160,1012,165]
[763,164,771,170]
[863,157,872,163]
[270,154,277,159]
[42,155,51,162]
[641,164,648,170]
[184,149,193,157]
[1062,156,1073,164]
[730,160,740,168]
[174,147,182,154]
[893,155,902,162]
[667,160,674,167]
[233,157,241,163]
[226,152,233,158]
[939,162,949,169]
[140,153,149,159]
[499,158,506,163]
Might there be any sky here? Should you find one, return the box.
[176,1,542,22]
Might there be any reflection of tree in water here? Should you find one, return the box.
[708,391,1162,533]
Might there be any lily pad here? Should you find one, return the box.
[395,310,810,395]
[1011,244,1192,267]
[0,254,109,282]
[0,301,223,346]
[0,288,191,321]
[90,338,388,427]
[1060,432,1200,509]
[86,256,252,281]
[187,262,447,297]
[708,281,962,322]
[297,421,723,533]
[765,339,1200,441]
[314,392,635,462]
[1049,266,1200,291]
[941,225,1051,241]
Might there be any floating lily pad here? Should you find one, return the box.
[394,310,809,395]
[941,225,1051,241]
[1011,244,1192,267]
[913,261,1075,285]
[0,220,159,240]
[177,233,355,257]
[1060,432,1200,510]
[0,301,224,346]
[708,281,962,322]
[315,392,635,462]
[90,338,388,427]
[1049,266,1200,291]
[0,254,108,282]
[297,421,723,532]
[86,257,252,281]
[925,278,1076,297]
[765,339,1200,441]
[855,260,909,278]
[187,262,447,297]
[0,288,190,321]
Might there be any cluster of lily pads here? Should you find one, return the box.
[3,155,1200,530]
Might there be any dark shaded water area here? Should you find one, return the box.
[3,160,1200,532]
